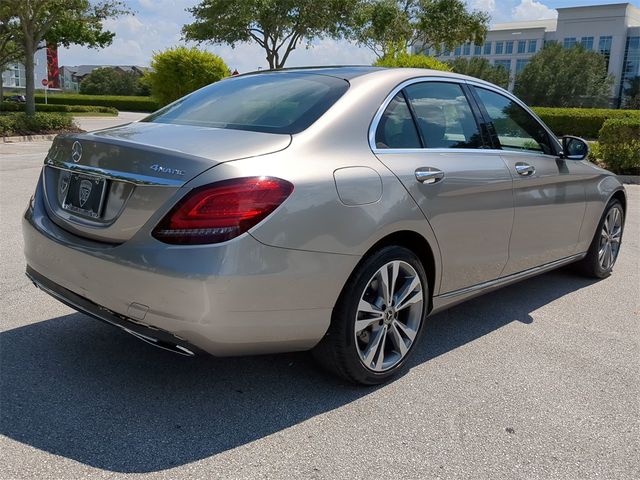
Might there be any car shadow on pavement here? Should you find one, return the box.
[0,267,597,473]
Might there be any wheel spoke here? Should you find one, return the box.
[378,266,391,305]
[389,261,400,303]
[364,325,386,368]
[395,276,420,308]
[394,320,417,342]
[389,322,408,357]
[358,299,381,316]
[396,289,423,312]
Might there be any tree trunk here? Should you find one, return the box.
[24,42,35,116]
[0,72,4,106]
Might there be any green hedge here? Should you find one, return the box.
[0,112,78,136]
[597,118,640,175]
[0,102,117,114]
[532,107,640,139]
[3,93,159,112]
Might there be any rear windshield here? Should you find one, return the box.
[143,73,349,134]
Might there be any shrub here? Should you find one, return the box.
[0,102,117,114]
[533,107,640,139]
[597,118,640,175]
[374,53,452,71]
[448,57,508,89]
[0,112,78,136]
[145,47,230,106]
[3,93,160,112]
[80,67,149,96]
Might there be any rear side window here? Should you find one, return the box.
[143,73,349,134]
[404,82,482,149]
[474,87,552,155]
[375,93,422,149]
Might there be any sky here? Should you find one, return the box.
[59,0,640,72]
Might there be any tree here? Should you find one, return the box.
[352,0,489,59]
[144,47,230,106]
[0,8,23,105]
[374,52,451,71]
[5,0,129,115]
[448,57,509,89]
[79,67,147,96]
[623,76,640,110]
[514,43,613,108]
[183,0,356,70]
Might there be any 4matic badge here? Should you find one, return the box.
[150,164,185,176]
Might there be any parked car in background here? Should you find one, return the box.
[6,95,26,103]
[23,67,626,384]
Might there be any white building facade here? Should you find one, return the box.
[1,47,49,91]
[418,2,640,106]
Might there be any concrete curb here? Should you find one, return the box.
[618,175,640,185]
[3,134,58,143]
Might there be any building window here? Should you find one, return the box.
[454,45,462,56]
[580,36,594,50]
[505,41,514,54]
[619,36,640,106]
[528,40,537,53]
[564,37,577,48]
[463,43,471,55]
[484,42,492,55]
[599,36,613,69]
[515,59,529,74]
[494,59,511,73]
[517,40,526,54]
[474,44,482,55]
[495,41,504,55]
[443,48,450,56]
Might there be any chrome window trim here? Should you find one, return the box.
[369,76,562,157]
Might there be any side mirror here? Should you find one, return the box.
[560,135,589,160]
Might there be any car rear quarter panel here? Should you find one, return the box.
[182,72,445,295]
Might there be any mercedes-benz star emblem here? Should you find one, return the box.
[79,179,92,207]
[71,141,82,163]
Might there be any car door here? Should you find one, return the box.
[470,85,586,275]
[372,79,514,294]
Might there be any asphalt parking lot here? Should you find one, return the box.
[1,139,638,479]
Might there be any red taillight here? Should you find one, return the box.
[152,177,293,245]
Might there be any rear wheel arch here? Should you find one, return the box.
[344,230,437,314]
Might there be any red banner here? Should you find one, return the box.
[46,44,59,88]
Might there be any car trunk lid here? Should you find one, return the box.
[42,122,291,243]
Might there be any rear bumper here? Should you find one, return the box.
[23,179,360,356]
[26,266,203,356]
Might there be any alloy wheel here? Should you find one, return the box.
[354,260,423,372]
[598,206,623,271]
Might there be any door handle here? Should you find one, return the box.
[415,167,445,184]
[515,162,535,176]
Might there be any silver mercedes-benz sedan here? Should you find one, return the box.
[23,67,626,384]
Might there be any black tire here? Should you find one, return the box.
[312,246,428,385]
[577,199,624,279]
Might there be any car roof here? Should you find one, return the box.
[238,65,497,87]
[238,66,385,80]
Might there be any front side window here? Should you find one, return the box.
[144,73,349,134]
[375,93,421,149]
[484,42,492,55]
[528,39,537,53]
[496,41,504,55]
[404,82,482,149]
[474,87,553,155]
[517,40,526,54]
